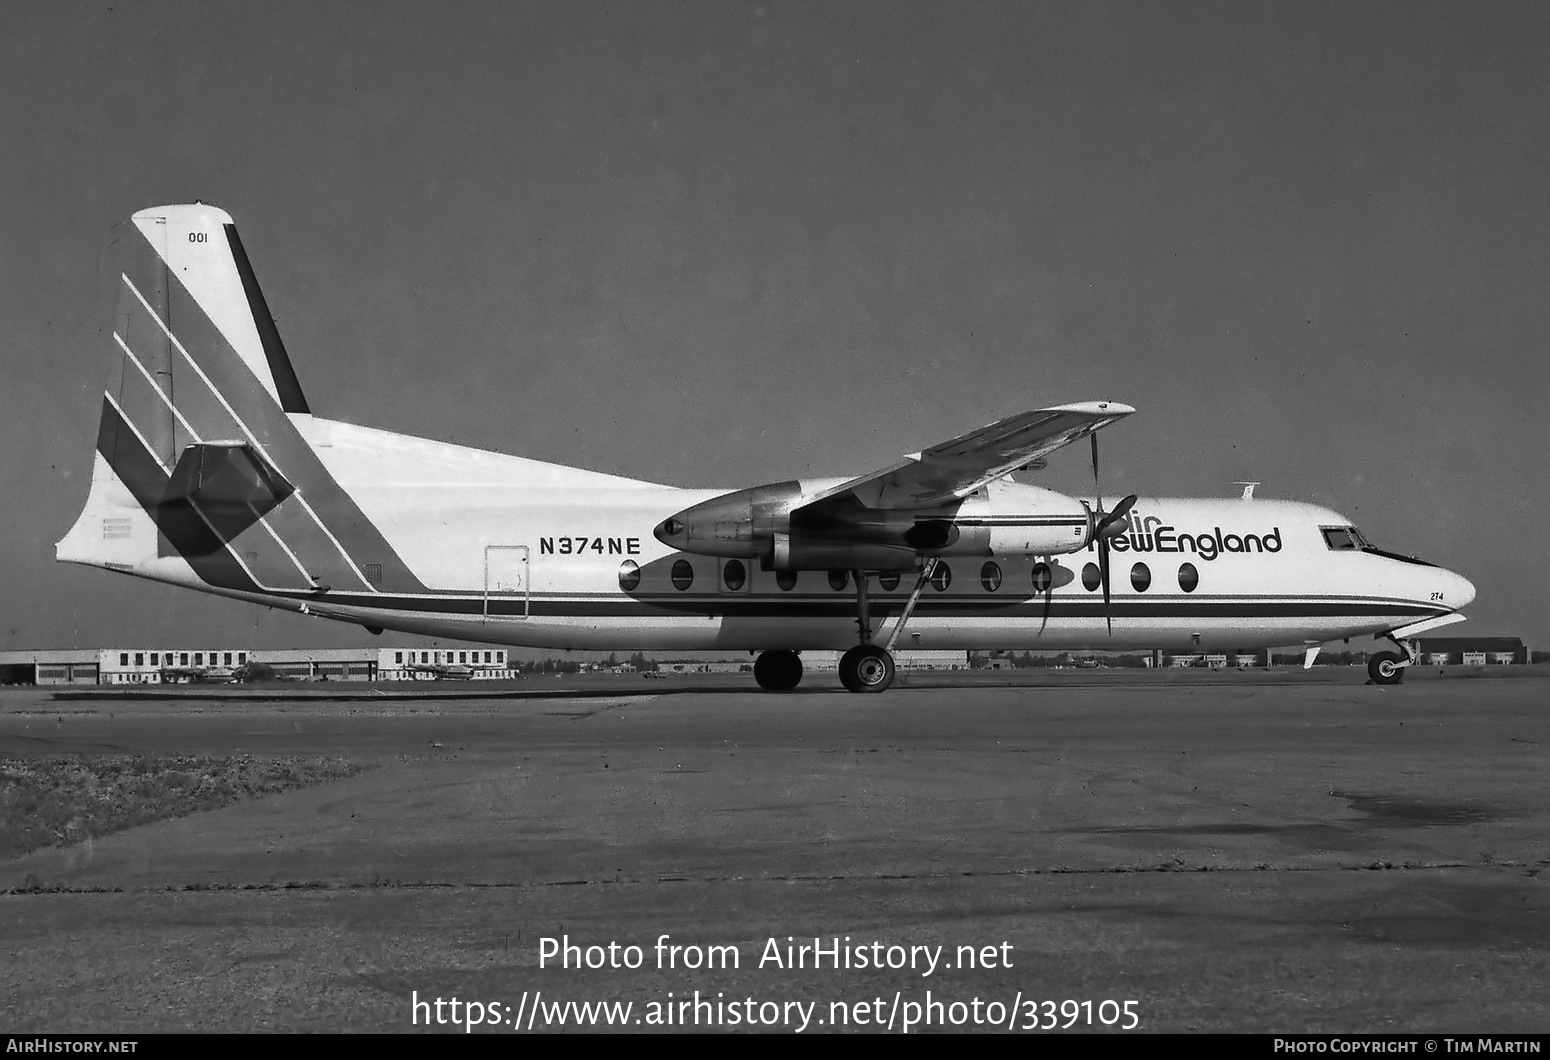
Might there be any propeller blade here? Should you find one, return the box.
[1099,532,1112,635]
[1036,560,1053,636]
[1089,439,1129,636]
[1090,433,1103,514]
[1096,493,1139,539]
[1108,493,1137,525]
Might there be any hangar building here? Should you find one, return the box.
[0,647,512,685]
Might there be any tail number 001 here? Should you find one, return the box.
[188,232,208,243]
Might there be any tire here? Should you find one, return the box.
[754,650,803,691]
[839,644,896,693]
[1368,650,1405,685]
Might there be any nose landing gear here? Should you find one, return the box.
[1368,650,1405,685]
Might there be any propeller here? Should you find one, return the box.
[1088,433,1137,635]
[1035,558,1053,637]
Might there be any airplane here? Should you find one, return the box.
[405,662,477,680]
[161,665,236,684]
[57,204,1476,693]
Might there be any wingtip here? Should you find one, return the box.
[1042,400,1136,416]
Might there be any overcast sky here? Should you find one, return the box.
[2,0,1546,651]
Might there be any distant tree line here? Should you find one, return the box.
[517,651,658,674]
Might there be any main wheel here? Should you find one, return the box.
[839,644,896,693]
[1368,650,1405,685]
[754,649,803,691]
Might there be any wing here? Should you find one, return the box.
[803,400,1135,510]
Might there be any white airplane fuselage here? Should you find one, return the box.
[62,413,1472,655]
[55,203,1475,685]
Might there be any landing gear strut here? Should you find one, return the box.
[837,567,907,693]
[754,649,803,691]
[1368,634,1418,686]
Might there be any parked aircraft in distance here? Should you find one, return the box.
[405,662,477,680]
[58,204,1475,692]
[161,665,236,684]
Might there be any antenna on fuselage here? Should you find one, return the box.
[1234,481,1260,500]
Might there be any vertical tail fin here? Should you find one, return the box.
[60,204,417,600]
[123,204,309,423]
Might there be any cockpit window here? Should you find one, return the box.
[1320,524,1438,568]
[1321,526,1369,551]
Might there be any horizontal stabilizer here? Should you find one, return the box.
[162,442,295,551]
[166,441,294,508]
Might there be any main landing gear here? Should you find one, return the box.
[753,649,803,691]
[836,566,898,693]
[754,561,937,694]
[839,643,895,693]
[837,561,937,693]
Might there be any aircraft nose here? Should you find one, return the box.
[1441,569,1476,610]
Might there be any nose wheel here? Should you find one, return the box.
[1368,650,1405,685]
[839,643,896,693]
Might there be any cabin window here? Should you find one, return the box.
[194,653,203,666]
[150,653,159,665]
[878,571,901,591]
[239,653,247,663]
[1031,562,1052,593]
[828,569,849,591]
[723,559,747,591]
[1081,562,1101,592]
[980,561,1002,592]
[134,653,144,667]
[618,560,641,592]
[1130,562,1151,592]
[119,653,129,667]
[776,570,798,591]
[930,563,952,592]
[671,559,694,591]
[1178,562,1199,593]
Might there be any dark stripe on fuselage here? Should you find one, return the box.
[262,588,1446,622]
[955,518,1087,526]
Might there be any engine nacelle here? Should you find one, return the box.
[654,480,806,558]
[654,478,1094,570]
